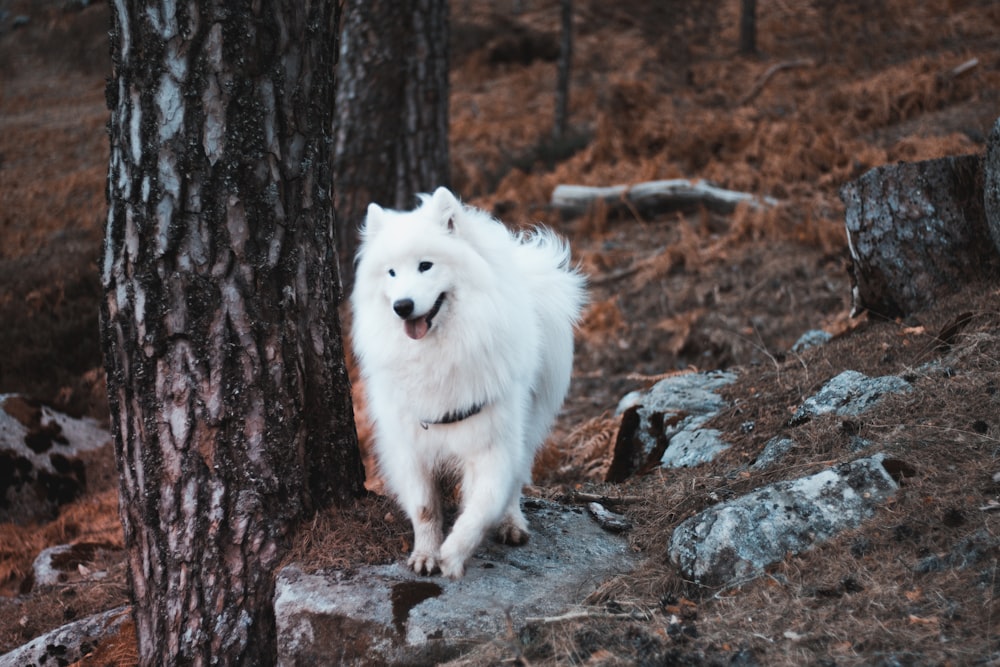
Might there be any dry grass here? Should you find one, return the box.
[0,489,126,652]
[68,617,138,667]
[0,491,122,596]
[283,494,410,574]
[438,285,1000,666]
[540,414,620,483]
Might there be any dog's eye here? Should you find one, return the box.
[388,269,396,277]
[418,261,433,273]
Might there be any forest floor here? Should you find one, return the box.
[2,0,1000,664]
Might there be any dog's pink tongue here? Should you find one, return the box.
[405,317,429,340]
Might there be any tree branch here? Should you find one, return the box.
[738,58,815,106]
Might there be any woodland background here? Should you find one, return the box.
[2,0,1000,664]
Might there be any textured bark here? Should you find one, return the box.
[102,1,365,664]
[984,116,1000,253]
[841,155,998,318]
[333,0,450,283]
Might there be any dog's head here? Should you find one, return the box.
[354,187,468,340]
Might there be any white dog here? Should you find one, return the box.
[351,187,586,578]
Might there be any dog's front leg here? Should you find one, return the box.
[406,493,444,576]
[438,453,518,578]
[384,454,443,575]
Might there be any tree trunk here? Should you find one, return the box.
[984,115,1000,253]
[739,0,757,55]
[334,0,450,285]
[102,1,365,664]
[841,155,997,318]
[553,0,572,140]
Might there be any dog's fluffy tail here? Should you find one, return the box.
[514,226,587,453]
[517,227,588,324]
[517,227,572,270]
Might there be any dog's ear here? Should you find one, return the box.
[363,202,385,237]
[430,187,460,233]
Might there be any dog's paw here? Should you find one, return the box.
[438,554,466,579]
[407,551,440,576]
[496,519,530,546]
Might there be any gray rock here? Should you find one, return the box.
[750,436,796,470]
[616,370,736,416]
[661,426,731,468]
[915,528,999,574]
[790,370,910,425]
[32,542,115,589]
[848,436,874,452]
[668,455,898,586]
[33,544,77,588]
[0,606,130,667]
[0,394,112,523]
[275,499,636,666]
[791,329,832,353]
[607,371,737,480]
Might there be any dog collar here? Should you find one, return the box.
[420,402,485,429]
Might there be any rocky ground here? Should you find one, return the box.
[2,0,1000,664]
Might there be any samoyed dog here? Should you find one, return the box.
[351,187,586,578]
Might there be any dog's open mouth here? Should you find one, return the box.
[405,292,446,340]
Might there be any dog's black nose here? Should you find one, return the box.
[393,298,414,319]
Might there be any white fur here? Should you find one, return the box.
[351,187,586,578]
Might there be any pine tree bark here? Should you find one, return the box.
[841,155,996,318]
[102,1,365,664]
[333,0,450,283]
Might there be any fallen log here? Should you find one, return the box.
[550,179,777,217]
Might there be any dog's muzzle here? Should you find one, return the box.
[396,292,446,340]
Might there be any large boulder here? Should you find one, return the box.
[275,499,637,666]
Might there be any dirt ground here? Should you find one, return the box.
[2,0,1000,664]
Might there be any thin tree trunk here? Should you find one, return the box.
[554,0,572,140]
[102,1,364,664]
[739,0,757,55]
[334,0,449,285]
